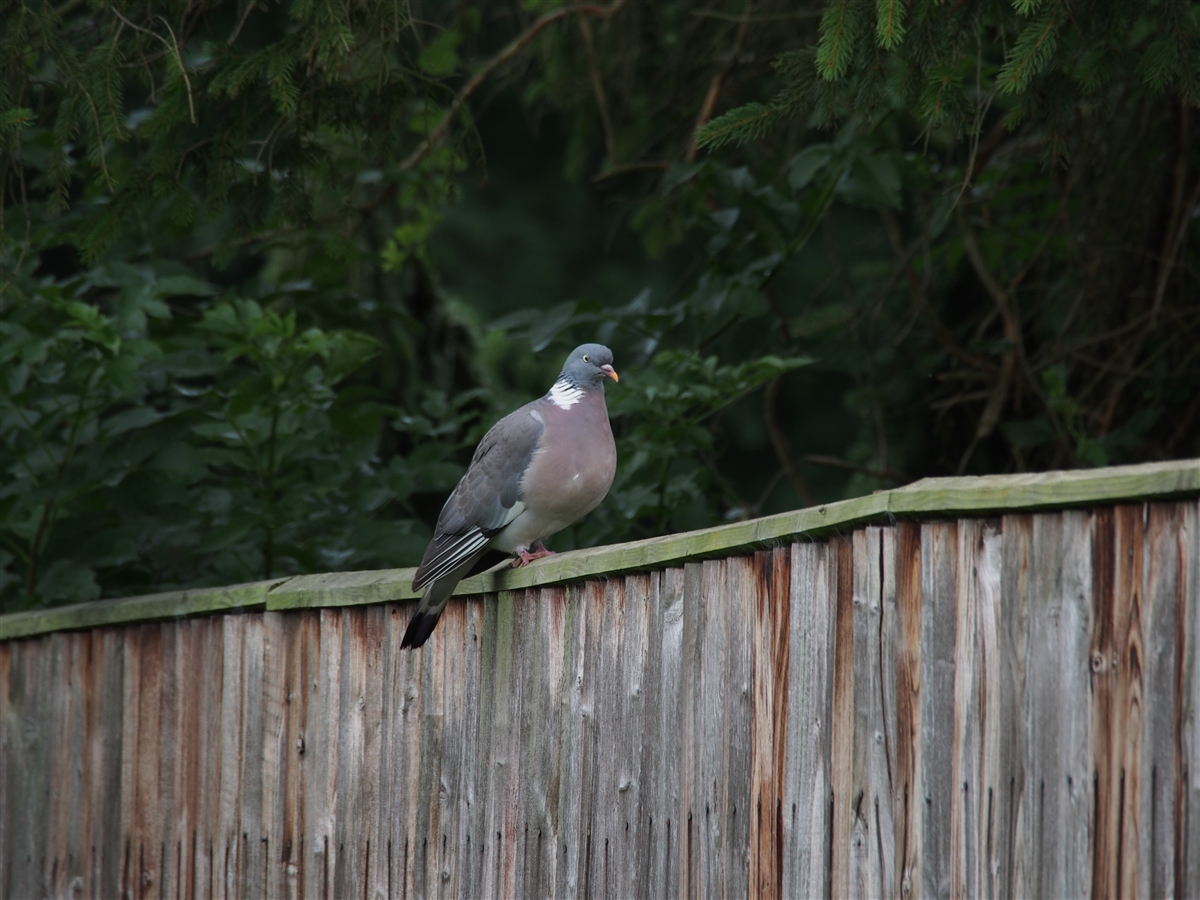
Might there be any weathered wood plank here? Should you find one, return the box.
[576,578,608,899]
[458,597,489,899]
[130,623,166,900]
[0,642,9,896]
[0,642,7,894]
[678,560,704,900]
[94,628,127,899]
[118,623,140,899]
[45,632,71,898]
[1180,500,1200,898]
[513,586,565,898]
[721,555,754,899]
[782,539,834,900]
[998,514,1032,899]
[918,521,958,900]
[417,601,448,899]
[170,618,202,900]
[551,581,588,900]
[149,623,176,900]
[1023,510,1094,898]
[332,609,368,900]
[304,607,341,899]
[195,617,226,900]
[61,633,91,897]
[600,573,651,897]
[381,603,424,900]
[217,615,246,900]
[643,567,684,900]
[589,576,624,899]
[893,522,923,900]
[0,579,279,641]
[1092,505,1145,900]
[239,616,267,899]
[830,535,855,900]
[749,548,790,900]
[473,588,518,898]
[697,558,730,899]
[849,527,899,899]
[260,611,289,900]
[949,519,1003,898]
[1140,503,1181,900]
[624,572,655,897]
[432,598,469,899]
[361,605,386,900]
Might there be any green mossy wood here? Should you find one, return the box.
[2,457,1196,639]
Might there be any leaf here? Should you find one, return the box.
[841,151,901,208]
[789,144,834,191]
[154,274,216,297]
[35,560,100,603]
[100,406,164,438]
[418,28,463,77]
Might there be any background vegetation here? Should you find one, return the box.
[3,0,1199,611]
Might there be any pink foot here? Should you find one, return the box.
[512,542,557,567]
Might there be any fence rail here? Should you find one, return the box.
[2,459,1199,898]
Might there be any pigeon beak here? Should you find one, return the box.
[601,364,619,382]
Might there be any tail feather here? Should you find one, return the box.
[400,607,443,649]
[401,550,487,649]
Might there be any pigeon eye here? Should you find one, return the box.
[582,354,589,362]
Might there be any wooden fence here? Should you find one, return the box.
[2,459,1200,899]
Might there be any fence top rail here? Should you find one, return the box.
[2,457,1198,641]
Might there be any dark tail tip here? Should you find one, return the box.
[400,610,440,649]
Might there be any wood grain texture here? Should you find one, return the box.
[749,548,790,900]
[998,514,1032,900]
[1140,503,1180,900]
[781,539,834,900]
[893,522,923,900]
[919,521,958,900]
[1180,500,1200,898]
[830,535,855,899]
[3,495,1200,897]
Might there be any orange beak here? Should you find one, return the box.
[601,364,619,383]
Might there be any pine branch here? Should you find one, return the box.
[874,0,906,51]
[816,0,863,81]
[997,7,1060,95]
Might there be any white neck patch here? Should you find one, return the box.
[547,379,583,409]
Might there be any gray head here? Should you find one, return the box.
[558,343,619,390]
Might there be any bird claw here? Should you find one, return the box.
[513,542,556,567]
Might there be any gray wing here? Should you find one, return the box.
[411,401,545,591]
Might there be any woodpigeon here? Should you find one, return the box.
[401,343,619,648]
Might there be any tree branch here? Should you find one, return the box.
[686,3,752,163]
[400,0,627,172]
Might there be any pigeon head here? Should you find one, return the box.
[559,343,619,390]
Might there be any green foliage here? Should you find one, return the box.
[600,352,811,538]
[816,0,866,81]
[697,0,1200,151]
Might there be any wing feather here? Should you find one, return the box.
[411,402,545,591]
